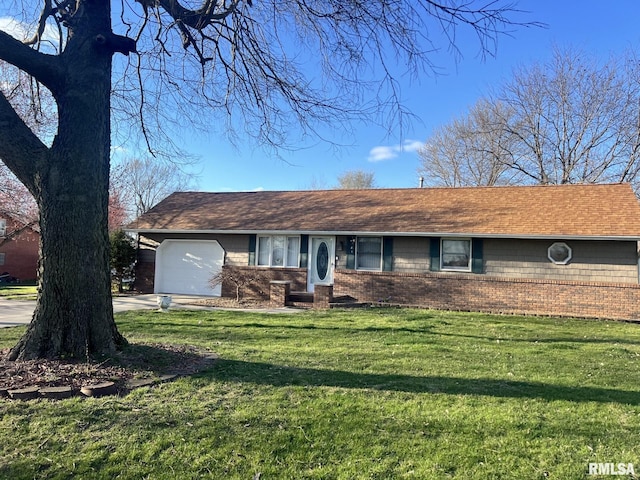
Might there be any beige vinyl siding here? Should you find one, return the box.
[139,233,639,284]
[139,233,251,266]
[484,239,638,283]
[391,237,430,273]
[375,236,638,282]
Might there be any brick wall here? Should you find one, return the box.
[0,218,39,281]
[314,284,333,309]
[333,269,640,320]
[269,281,291,307]
[220,265,307,299]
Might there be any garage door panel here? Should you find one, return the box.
[155,240,224,296]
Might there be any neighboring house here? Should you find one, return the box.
[127,183,640,320]
[0,214,39,281]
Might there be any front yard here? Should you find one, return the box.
[0,283,37,300]
[1,308,639,479]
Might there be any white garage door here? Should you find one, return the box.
[155,240,224,296]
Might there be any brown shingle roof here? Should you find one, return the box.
[129,183,640,239]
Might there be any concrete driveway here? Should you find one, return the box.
[0,294,195,328]
[0,294,298,328]
[0,298,37,328]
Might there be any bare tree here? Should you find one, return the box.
[209,266,268,302]
[0,60,47,240]
[111,157,197,219]
[0,0,535,360]
[107,187,130,232]
[304,175,329,191]
[420,47,640,189]
[0,165,38,248]
[0,60,56,142]
[418,99,519,186]
[336,170,376,189]
[496,47,640,186]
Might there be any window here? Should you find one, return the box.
[0,253,4,266]
[548,242,572,265]
[441,239,471,271]
[0,219,5,237]
[257,237,271,266]
[356,237,382,270]
[286,237,300,267]
[257,235,300,267]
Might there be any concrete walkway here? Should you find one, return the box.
[0,294,299,328]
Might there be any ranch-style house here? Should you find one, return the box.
[127,183,640,320]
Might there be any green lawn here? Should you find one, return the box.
[0,283,37,300]
[1,308,640,479]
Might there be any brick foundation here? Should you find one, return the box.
[220,266,307,300]
[135,260,640,320]
[333,269,640,321]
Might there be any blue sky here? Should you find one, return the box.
[179,1,640,193]
[4,2,639,193]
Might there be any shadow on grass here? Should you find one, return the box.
[226,321,640,346]
[238,322,436,334]
[206,358,640,405]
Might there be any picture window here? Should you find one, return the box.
[257,235,300,267]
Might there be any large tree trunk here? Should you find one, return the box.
[8,147,127,360]
[8,0,127,360]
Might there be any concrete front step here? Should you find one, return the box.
[288,292,314,303]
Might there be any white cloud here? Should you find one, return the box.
[367,139,424,162]
[110,145,128,155]
[402,140,424,153]
[0,17,26,40]
[368,146,398,162]
[0,16,60,47]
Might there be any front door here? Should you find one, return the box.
[308,237,335,292]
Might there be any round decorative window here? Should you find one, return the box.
[548,242,572,265]
[316,242,329,280]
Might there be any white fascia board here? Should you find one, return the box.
[126,228,640,242]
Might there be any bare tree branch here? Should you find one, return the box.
[109,0,540,155]
[0,31,61,90]
[419,46,640,191]
[0,92,47,192]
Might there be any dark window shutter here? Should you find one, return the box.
[383,237,393,271]
[248,234,257,266]
[472,238,484,274]
[299,235,309,268]
[346,236,356,270]
[429,237,441,272]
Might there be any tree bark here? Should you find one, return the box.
[7,0,128,360]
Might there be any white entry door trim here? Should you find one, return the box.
[307,236,335,293]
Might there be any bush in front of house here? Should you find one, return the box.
[110,230,137,293]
